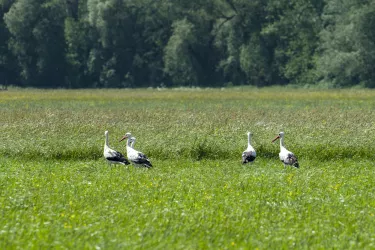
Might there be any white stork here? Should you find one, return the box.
[103,130,130,165]
[272,131,299,168]
[119,133,153,168]
[242,132,256,164]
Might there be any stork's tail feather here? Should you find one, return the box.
[242,152,256,164]
[241,156,247,164]
[242,158,254,164]
[293,162,300,168]
[144,161,153,168]
[118,156,131,165]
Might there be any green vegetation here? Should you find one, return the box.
[1,88,375,249]
[1,0,375,88]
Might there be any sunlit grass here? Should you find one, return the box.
[0,87,375,249]
[1,158,375,249]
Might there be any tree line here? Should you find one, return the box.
[1,0,375,88]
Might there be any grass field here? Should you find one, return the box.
[1,87,375,249]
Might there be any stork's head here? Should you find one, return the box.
[247,131,252,136]
[105,130,109,136]
[272,131,284,143]
[119,132,132,142]
[129,136,136,143]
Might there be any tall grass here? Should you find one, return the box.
[1,87,375,249]
[1,88,375,161]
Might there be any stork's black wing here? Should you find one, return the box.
[132,153,152,168]
[106,151,130,165]
[242,151,256,164]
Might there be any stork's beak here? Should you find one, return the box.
[271,135,280,143]
[119,135,128,142]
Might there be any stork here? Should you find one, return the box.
[119,133,153,168]
[103,131,130,165]
[272,132,299,168]
[242,132,256,164]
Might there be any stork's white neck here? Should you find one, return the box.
[126,138,132,147]
[105,132,109,146]
[247,133,252,146]
[280,136,285,148]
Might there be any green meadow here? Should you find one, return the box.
[1,87,375,249]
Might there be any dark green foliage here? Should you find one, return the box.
[164,18,198,86]
[316,0,375,88]
[0,0,375,87]
[4,0,67,87]
[0,0,19,86]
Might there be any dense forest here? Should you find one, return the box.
[1,0,375,88]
